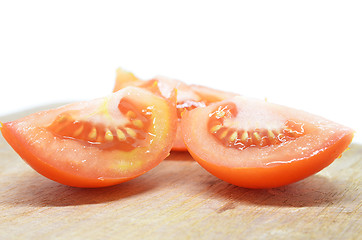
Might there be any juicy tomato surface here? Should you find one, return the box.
[1,87,177,188]
[113,68,238,151]
[181,96,354,189]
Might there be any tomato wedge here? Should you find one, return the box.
[181,96,354,189]
[1,87,177,188]
[113,68,238,151]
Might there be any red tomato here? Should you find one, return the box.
[181,96,354,188]
[113,68,238,151]
[1,87,177,188]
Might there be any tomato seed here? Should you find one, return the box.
[215,111,225,119]
[125,127,137,138]
[210,125,222,133]
[105,129,114,141]
[73,125,84,137]
[229,131,238,142]
[126,111,137,119]
[132,119,143,129]
[219,129,229,139]
[116,128,126,141]
[88,127,97,140]
[253,132,261,142]
[241,131,248,142]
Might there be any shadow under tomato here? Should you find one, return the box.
[206,174,348,209]
[3,158,355,209]
[166,151,194,161]
[4,171,159,207]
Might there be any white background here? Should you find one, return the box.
[0,1,361,143]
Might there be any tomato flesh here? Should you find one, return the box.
[181,96,354,188]
[113,68,238,151]
[1,87,177,188]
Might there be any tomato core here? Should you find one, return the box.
[208,104,306,150]
[47,98,152,151]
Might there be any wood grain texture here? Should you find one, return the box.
[0,106,361,240]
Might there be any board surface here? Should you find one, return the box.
[0,106,361,240]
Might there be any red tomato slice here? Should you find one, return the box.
[113,68,238,151]
[181,96,354,189]
[1,87,177,188]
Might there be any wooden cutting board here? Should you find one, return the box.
[0,105,361,240]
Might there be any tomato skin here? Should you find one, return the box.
[181,97,354,189]
[1,87,177,188]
